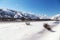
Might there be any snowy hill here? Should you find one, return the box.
[0,9,40,20]
[51,14,60,20]
[0,8,60,21]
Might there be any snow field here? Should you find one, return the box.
[0,21,59,40]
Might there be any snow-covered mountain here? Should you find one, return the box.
[51,14,60,20]
[0,9,40,20]
[0,8,60,21]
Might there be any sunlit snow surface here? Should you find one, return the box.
[0,21,59,40]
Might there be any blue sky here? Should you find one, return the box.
[0,0,60,16]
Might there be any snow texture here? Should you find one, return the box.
[0,21,59,40]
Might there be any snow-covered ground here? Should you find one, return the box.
[0,21,59,40]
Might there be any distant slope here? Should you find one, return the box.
[51,14,60,20]
[0,9,40,20]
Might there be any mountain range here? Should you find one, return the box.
[0,9,60,21]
